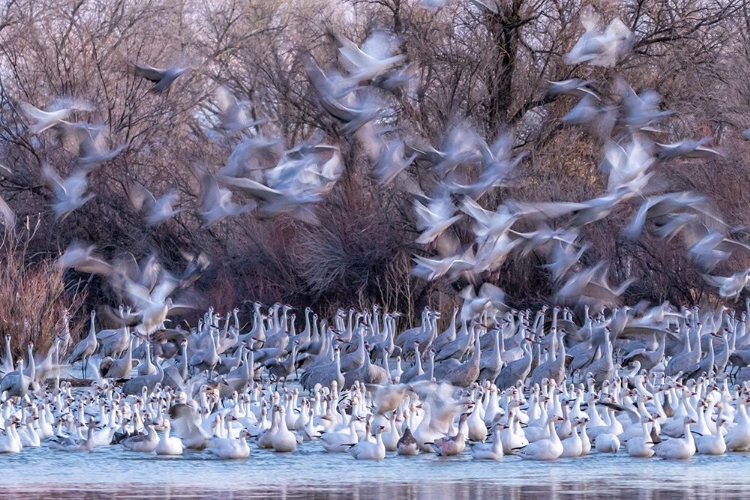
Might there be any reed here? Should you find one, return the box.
[0,218,85,357]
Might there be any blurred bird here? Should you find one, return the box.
[336,31,406,82]
[545,237,592,282]
[473,233,522,273]
[218,136,283,180]
[414,193,462,245]
[55,242,113,276]
[212,86,265,133]
[199,172,255,227]
[127,60,190,92]
[686,229,750,272]
[562,94,617,139]
[564,14,632,68]
[42,164,95,220]
[616,81,674,133]
[547,78,598,98]
[360,126,417,185]
[304,56,386,132]
[703,270,750,300]
[75,125,127,168]
[19,99,94,135]
[656,138,722,160]
[599,136,654,192]
[448,131,523,199]
[624,192,717,240]
[412,247,476,281]
[556,262,633,308]
[126,181,182,226]
[0,195,15,229]
[460,197,517,244]
[508,186,635,227]
[116,266,196,334]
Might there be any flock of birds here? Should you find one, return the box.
[2,1,750,474]
[0,7,745,306]
[0,299,749,463]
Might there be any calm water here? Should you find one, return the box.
[2,443,750,499]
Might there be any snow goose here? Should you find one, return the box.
[696,417,727,455]
[626,417,655,458]
[0,418,22,453]
[320,416,360,452]
[725,396,750,451]
[207,428,251,459]
[122,424,159,453]
[397,426,420,456]
[50,419,95,452]
[654,416,696,460]
[470,424,504,460]
[432,412,469,456]
[271,405,298,452]
[348,425,386,460]
[381,411,401,451]
[514,415,564,461]
[560,418,585,457]
[155,420,183,455]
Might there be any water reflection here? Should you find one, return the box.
[2,445,750,499]
[1,479,748,500]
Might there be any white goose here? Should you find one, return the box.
[348,425,386,460]
[696,417,727,455]
[381,411,401,452]
[319,416,360,452]
[594,431,620,453]
[0,418,22,453]
[257,406,280,449]
[470,424,504,460]
[50,420,95,452]
[515,415,564,461]
[17,418,41,448]
[271,405,298,452]
[560,418,585,457]
[626,418,655,458]
[725,397,750,451]
[654,416,696,460]
[155,420,184,456]
[122,424,159,453]
[501,408,529,454]
[207,429,251,459]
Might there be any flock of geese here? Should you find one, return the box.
[1,1,750,477]
[0,299,749,463]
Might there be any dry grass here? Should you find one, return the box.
[0,219,85,358]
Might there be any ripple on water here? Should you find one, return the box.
[1,445,750,499]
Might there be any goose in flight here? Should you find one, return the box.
[546,78,598,98]
[564,14,632,68]
[363,127,417,185]
[616,80,674,133]
[599,136,654,192]
[656,137,721,160]
[19,99,94,135]
[702,269,750,300]
[55,242,113,276]
[0,195,15,229]
[212,86,264,133]
[42,164,95,220]
[117,270,194,335]
[335,31,405,82]
[126,181,182,226]
[413,193,462,245]
[127,60,190,92]
[199,172,255,227]
[74,124,126,168]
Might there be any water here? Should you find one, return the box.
[2,444,750,499]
